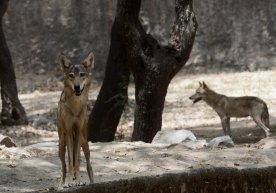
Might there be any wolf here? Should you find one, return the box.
[189,82,270,137]
[57,52,94,188]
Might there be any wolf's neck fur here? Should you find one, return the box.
[203,88,224,108]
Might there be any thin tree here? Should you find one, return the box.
[0,0,28,125]
[88,0,197,142]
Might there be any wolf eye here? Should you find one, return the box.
[68,73,74,78]
[80,72,86,77]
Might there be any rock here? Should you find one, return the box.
[208,136,234,148]
[182,139,208,149]
[152,129,197,145]
[0,134,17,147]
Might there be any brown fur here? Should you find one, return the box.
[57,52,94,189]
[189,82,270,137]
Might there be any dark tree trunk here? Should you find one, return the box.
[0,0,28,126]
[88,0,197,142]
[87,17,130,142]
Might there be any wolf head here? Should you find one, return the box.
[59,52,94,96]
[189,81,209,103]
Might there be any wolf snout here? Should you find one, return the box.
[189,94,202,104]
[189,95,195,100]
[74,85,81,92]
[74,85,82,96]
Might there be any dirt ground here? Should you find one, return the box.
[0,70,276,192]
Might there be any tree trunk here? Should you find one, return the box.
[87,17,130,142]
[0,0,28,126]
[88,0,197,142]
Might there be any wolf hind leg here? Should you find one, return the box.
[261,107,270,129]
[251,114,270,137]
[262,115,270,130]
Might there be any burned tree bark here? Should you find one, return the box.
[127,0,197,142]
[88,0,197,142]
[87,18,130,142]
[0,0,28,125]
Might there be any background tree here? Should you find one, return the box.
[0,0,28,125]
[2,1,276,79]
[88,0,197,142]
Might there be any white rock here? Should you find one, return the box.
[152,129,197,145]
[208,135,234,148]
[182,139,208,149]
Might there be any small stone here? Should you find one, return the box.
[0,134,17,148]
[7,164,16,168]
[19,154,28,159]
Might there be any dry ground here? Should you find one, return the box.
[0,70,276,192]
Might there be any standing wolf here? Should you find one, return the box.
[57,52,94,188]
[189,82,270,137]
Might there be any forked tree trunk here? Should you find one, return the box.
[88,0,197,142]
[0,0,28,126]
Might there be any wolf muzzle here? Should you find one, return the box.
[189,95,202,104]
[74,85,84,96]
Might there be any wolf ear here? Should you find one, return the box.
[83,51,94,70]
[59,53,72,72]
[199,81,202,86]
[202,81,208,88]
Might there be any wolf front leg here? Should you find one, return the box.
[73,130,81,186]
[220,116,231,137]
[66,133,74,186]
[81,137,94,184]
[58,131,66,189]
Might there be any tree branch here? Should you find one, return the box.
[169,0,198,64]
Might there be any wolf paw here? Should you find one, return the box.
[57,181,65,190]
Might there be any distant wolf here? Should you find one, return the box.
[57,52,94,188]
[189,82,270,137]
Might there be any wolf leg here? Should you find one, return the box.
[252,114,270,137]
[66,134,74,186]
[58,132,66,189]
[73,131,81,186]
[221,116,231,137]
[82,139,94,184]
[261,109,270,129]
